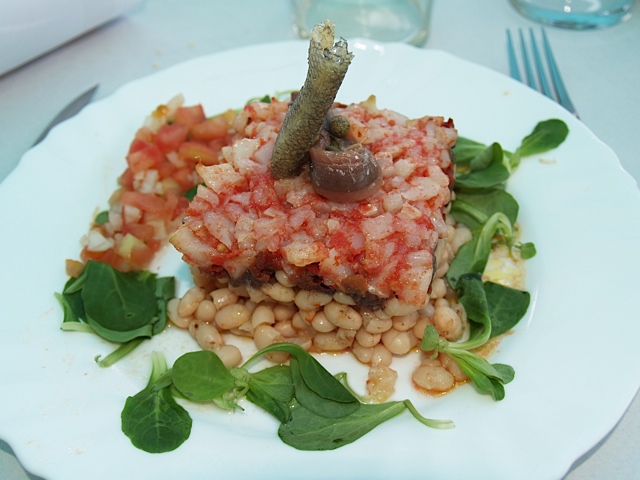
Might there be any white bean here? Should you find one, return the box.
[233,318,254,335]
[246,285,269,303]
[194,299,217,323]
[211,287,239,310]
[215,303,251,330]
[440,352,469,382]
[433,304,463,341]
[452,224,472,253]
[363,310,393,334]
[178,286,206,317]
[213,344,242,368]
[274,320,297,338]
[355,328,381,348]
[383,298,418,317]
[261,282,295,303]
[434,298,449,308]
[294,290,333,311]
[392,311,418,331]
[312,331,352,351]
[266,352,289,364]
[336,328,357,345]
[413,316,433,340]
[429,278,447,300]
[244,300,257,314]
[275,270,296,288]
[285,333,313,351]
[381,328,412,355]
[251,304,276,328]
[273,303,296,322]
[333,292,356,305]
[297,308,317,323]
[412,358,455,392]
[324,301,363,330]
[253,325,284,350]
[418,302,435,319]
[291,312,315,335]
[253,326,289,364]
[310,311,336,333]
[352,343,374,364]
[167,298,191,329]
[195,322,223,350]
[370,344,392,367]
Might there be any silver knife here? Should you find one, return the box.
[32,84,99,146]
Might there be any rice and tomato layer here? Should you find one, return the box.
[171,95,457,313]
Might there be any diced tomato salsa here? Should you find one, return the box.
[77,99,236,273]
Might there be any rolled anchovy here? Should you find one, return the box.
[270,21,354,179]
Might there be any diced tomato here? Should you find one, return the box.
[126,142,164,173]
[174,195,190,214]
[162,191,180,219]
[81,247,121,269]
[77,101,222,273]
[190,116,228,142]
[157,161,177,180]
[132,126,155,145]
[155,124,189,154]
[178,141,218,165]
[172,166,198,191]
[116,233,158,270]
[208,137,229,156]
[119,168,135,189]
[120,191,167,215]
[173,105,206,129]
[129,243,156,268]
[122,223,156,243]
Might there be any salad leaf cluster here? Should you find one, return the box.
[435,119,568,398]
[56,260,175,366]
[122,344,453,454]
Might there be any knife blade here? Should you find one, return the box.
[32,84,99,146]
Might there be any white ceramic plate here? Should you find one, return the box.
[1,40,639,480]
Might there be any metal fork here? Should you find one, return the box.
[506,28,579,118]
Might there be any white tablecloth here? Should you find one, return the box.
[1,1,638,478]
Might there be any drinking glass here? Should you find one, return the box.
[509,0,636,29]
[291,0,432,46]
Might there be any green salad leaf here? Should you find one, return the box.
[121,352,192,453]
[509,119,569,169]
[57,260,175,366]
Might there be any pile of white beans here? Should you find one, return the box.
[168,219,476,402]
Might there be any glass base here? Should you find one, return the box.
[509,0,635,29]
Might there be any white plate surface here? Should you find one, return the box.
[1,40,639,480]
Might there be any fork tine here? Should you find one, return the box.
[528,29,553,99]
[518,29,536,89]
[541,29,579,118]
[506,30,522,82]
